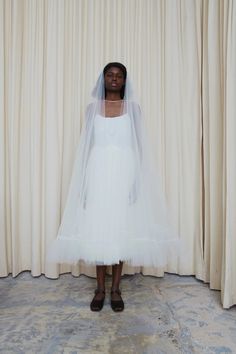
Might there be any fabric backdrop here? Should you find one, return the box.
[0,0,235,308]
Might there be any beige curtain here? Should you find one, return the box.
[0,0,235,308]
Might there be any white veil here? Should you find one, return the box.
[47,68,179,267]
[57,72,144,233]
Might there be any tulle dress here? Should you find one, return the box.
[47,112,178,267]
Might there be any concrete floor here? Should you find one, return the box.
[0,272,235,354]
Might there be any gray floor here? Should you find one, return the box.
[0,272,235,354]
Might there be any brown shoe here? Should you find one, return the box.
[110,289,124,312]
[90,288,105,311]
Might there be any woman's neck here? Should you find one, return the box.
[105,99,122,102]
[105,93,121,101]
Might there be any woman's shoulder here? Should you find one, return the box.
[128,101,142,119]
[85,102,96,116]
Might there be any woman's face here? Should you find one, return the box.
[104,67,125,95]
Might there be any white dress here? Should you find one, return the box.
[48,113,178,267]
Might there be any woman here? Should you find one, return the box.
[47,62,178,312]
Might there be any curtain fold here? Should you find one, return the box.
[0,0,235,308]
[221,0,236,308]
[199,0,236,308]
[201,0,224,289]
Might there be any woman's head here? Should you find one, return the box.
[103,62,127,99]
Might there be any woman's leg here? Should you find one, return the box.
[95,265,106,299]
[111,261,123,299]
[110,261,124,311]
[96,265,107,288]
[90,265,107,311]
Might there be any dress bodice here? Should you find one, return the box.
[93,113,133,148]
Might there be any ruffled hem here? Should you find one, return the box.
[46,237,180,267]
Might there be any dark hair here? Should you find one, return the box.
[103,62,127,99]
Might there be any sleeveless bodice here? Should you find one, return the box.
[93,113,133,148]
